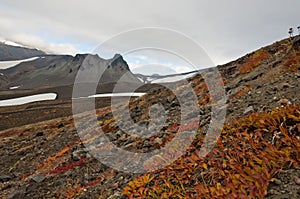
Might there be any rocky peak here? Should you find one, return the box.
[108,53,130,70]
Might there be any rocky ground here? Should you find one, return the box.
[0,36,299,198]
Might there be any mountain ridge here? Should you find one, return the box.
[0,52,143,99]
[0,42,46,61]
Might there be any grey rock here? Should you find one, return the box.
[243,106,254,114]
[123,138,134,146]
[123,142,137,151]
[107,191,122,199]
[293,176,300,185]
[0,175,11,182]
[273,178,282,185]
[268,189,277,195]
[35,132,44,137]
[12,172,20,177]
[7,186,26,199]
[143,140,152,148]
[72,149,86,161]
[31,174,45,183]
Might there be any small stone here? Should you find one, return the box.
[123,142,137,151]
[107,191,122,199]
[293,176,300,185]
[113,182,119,188]
[243,106,254,115]
[296,124,300,133]
[35,132,44,137]
[282,82,291,88]
[143,140,152,148]
[0,175,11,182]
[155,138,163,145]
[13,172,20,177]
[7,186,26,199]
[278,99,291,106]
[273,178,282,185]
[86,153,91,158]
[31,174,45,183]
[72,149,86,161]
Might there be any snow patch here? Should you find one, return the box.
[0,39,38,50]
[90,93,146,98]
[73,92,146,99]
[151,72,198,83]
[9,86,21,90]
[0,93,57,107]
[2,40,24,47]
[0,57,39,70]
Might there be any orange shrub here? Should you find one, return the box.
[239,49,270,74]
[232,85,253,99]
[123,105,300,198]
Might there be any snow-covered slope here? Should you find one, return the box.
[0,57,40,70]
[0,41,45,61]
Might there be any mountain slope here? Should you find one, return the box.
[0,53,142,99]
[0,36,299,198]
[0,42,46,61]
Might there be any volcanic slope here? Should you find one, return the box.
[0,36,299,198]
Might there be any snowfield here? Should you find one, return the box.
[0,57,39,70]
[73,92,146,99]
[151,72,198,83]
[0,93,57,107]
[9,86,21,90]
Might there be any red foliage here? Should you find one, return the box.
[123,105,300,198]
[82,179,101,189]
[47,157,87,175]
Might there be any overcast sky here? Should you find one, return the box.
[0,0,299,74]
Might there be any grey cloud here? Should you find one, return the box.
[0,0,299,67]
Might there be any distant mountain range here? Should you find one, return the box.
[0,43,147,99]
[0,42,201,100]
[0,53,140,89]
